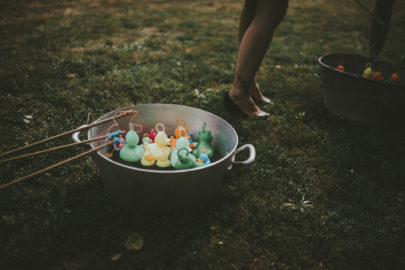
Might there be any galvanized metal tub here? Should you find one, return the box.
[316,53,405,126]
[73,104,255,215]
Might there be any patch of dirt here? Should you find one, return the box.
[140,27,159,34]
[288,0,343,16]
[63,7,83,16]
[146,1,241,13]
[66,36,131,53]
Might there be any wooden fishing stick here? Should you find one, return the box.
[0,135,107,164]
[0,141,114,190]
[0,110,134,158]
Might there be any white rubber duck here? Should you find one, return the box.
[170,127,194,167]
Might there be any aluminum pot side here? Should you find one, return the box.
[93,152,231,214]
[83,104,248,215]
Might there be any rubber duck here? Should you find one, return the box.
[174,118,188,138]
[170,118,193,149]
[119,123,144,162]
[192,122,214,159]
[336,59,345,72]
[140,123,171,168]
[372,71,384,81]
[336,65,345,72]
[197,149,211,165]
[188,131,194,144]
[149,129,157,142]
[142,133,151,145]
[362,63,373,79]
[173,148,205,170]
[390,72,400,83]
[170,127,193,167]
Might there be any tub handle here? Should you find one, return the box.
[228,144,256,170]
[72,125,89,145]
[312,73,324,81]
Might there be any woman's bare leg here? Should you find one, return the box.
[238,0,268,103]
[238,0,257,44]
[229,0,289,116]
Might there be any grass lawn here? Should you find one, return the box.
[1,0,405,269]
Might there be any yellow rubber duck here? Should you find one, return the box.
[140,123,171,168]
[362,63,373,79]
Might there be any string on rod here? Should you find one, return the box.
[0,135,107,164]
[0,141,114,190]
[0,110,135,158]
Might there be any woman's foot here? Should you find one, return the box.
[250,81,271,104]
[227,86,269,118]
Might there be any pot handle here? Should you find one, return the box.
[312,73,325,81]
[228,144,256,170]
[72,125,90,145]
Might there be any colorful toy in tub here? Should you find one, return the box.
[361,63,400,83]
[173,148,204,170]
[174,118,188,138]
[170,118,195,150]
[390,72,400,83]
[197,149,211,165]
[119,123,144,162]
[141,123,171,168]
[141,128,157,144]
[362,63,373,79]
[142,133,152,145]
[335,59,345,72]
[192,122,214,159]
[170,127,195,167]
[335,59,401,84]
[149,128,157,143]
[104,130,125,157]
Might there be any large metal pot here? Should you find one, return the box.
[72,104,255,215]
[315,53,405,126]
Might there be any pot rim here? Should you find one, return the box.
[87,104,239,174]
[318,52,404,88]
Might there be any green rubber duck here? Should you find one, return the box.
[119,123,144,162]
[174,148,204,170]
[192,122,214,159]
